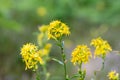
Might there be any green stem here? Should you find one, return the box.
[78,62,86,80]
[36,69,41,80]
[79,62,82,71]
[92,56,105,80]
[78,62,82,80]
[42,64,49,80]
[93,70,97,80]
[101,56,105,71]
[59,40,68,80]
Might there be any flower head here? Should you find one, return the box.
[38,25,48,47]
[108,70,119,80]
[38,43,52,57]
[48,20,70,40]
[37,25,52,62]
[38,25,48,33]
[90,37,112,58]
[20,43,44,71]
[71,45,92,65]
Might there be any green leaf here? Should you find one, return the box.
[51,58,64,65]
[70,74,79,79]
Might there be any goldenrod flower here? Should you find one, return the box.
[71,45,92,65]
[90,37,112,57]
[48,20,70,40]
[44,43,52,51]
[108,70,119,80]
[38,25,48,33]
[37,25,48,47]
[37,25,52,59]
[20,43,44,71]
[38,43,52,57]
[37,7,47,17]
[38,33,44,46]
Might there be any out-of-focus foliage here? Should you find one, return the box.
[1,0,120,29]
[0,0,120,80]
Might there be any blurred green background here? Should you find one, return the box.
[0,0,120,80]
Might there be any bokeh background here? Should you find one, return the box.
[0,0,120,80]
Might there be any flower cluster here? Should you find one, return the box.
[38,43,52,57]
[38,25,48,33]
[108,70,119,80]
[38,25,49,47]
[90,37,112,57]
[20,43,44,71]
[48,20,70,40]
[71,45,92,65]
[20,20,119,80]
[37,25,52,59]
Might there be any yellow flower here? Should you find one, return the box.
[48,20,70,40]
[108,70,119,80]
[37,7,47,17]
[45,43,52,50]
[38,25,48,33]
[20,43,44,71]
[37,25,48,47]
[90,37,112,58]
[71,45,92,65]
[38,43,52,57]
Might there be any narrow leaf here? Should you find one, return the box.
[70,74,79,79]
[51,58,64,65]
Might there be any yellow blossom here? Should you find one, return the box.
[108,70,119,80]
[37,33,44,46]
[38,25,48,33]
[90,37,112,58]
[71,45,92,65]
[48,20,70,40]
[37,25,48,47]
[20,43,44,71]
[38,43,52,57]
[44,43,52,50]
[37,7,47,17]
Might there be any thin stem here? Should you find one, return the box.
[79,62,82,71]
[93,70,97,80]
[101,57,105,71]
[78,62,86,80]
[62,53,67,80]
[78,62,82,80]
[59,39,68,80]
[93,57,105,80]
[92,56,105,80]
[101,60,105,70]
[36,68,41,80]
[42,64,49,80]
